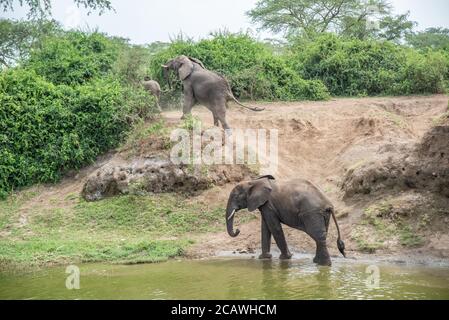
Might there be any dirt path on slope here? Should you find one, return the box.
[166,95,449,259]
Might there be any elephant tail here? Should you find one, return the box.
[227,94,265,112]
[329,208,346,258]
[220,74,264,112]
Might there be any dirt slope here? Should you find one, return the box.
[167,95,449,259]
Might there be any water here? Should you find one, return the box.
[1,257,449,300]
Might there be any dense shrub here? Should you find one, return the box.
[113,45,152,86]
[0,29,160,197]
[25,31,121,86]
[402,50,448,94]
[0,68,154,198]
[149,33,329,101]
[291,34,448,96]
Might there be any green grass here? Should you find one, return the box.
[0,188,39,230]
[398,224,424,247]
[351,233,384,254]
[0,237,188,269]
[180,114,202,131]
[118,118,172,157]
[351,201,426,253]
[0,191,232,270]
[72,195,225,235]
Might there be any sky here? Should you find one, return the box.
[2,0,449,45]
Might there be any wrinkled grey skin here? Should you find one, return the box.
[142,77,162,111]
[162,55,263,130]
[226,176,346,266]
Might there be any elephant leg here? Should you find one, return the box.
[181,86,195,119]
[259,217,272,260]
[156,92,162,111]
[216,106,231,130]
[302,214,331,266]
[262,211,292,260]
[313,238,331,266]
[213,112,219,127]
[308,229,331,266]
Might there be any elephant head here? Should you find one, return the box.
[226,176,275,238]
[162,56,206,88]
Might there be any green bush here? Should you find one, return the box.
[0,69,154,197]
[113,44,152,86]
[149,33,329,101]
[400,50,448,94]
[291,34,448,96]
[0,29,160,197]
[25,31,121,86]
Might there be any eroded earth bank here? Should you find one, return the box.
[174,95,449,261]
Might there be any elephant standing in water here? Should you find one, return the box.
[226,176,346,266]
[162,55,263,130]
[142,77,162,111]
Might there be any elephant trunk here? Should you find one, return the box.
[226,200,240,238]
[163,67,172,89]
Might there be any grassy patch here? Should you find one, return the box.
[119,118,172,157]
[350,226,385,253]
[0,237,188,268]
[73,194,225,235]
[351,201,426,252]
[180,114,202,131]
[398,224,424,247]
[0,191,227,270]
[0,188,39,230]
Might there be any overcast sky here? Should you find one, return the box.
[2,0,449,44]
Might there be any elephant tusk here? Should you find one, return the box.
[228,209,236,221]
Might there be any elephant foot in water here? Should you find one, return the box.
[279,252,293,260]
[313,255,332,266]
[258,253,272,260]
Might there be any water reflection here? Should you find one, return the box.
[260,260,335,299]
[1,259,449,300]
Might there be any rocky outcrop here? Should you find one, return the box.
[81,156,252,201]
[342,117,449,198]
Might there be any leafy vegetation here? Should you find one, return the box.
[247,0,415,41]
[149,33,329,101]
[25,31,122,85]
[0,0,113,19]
[0,31,157,198]
[407,27,449,51]
[290,34,448,96]
[0,19,61,68]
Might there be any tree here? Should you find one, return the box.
[407,28,449,51]
[340,6,415,42]
[247,0,415,41]
[0,0,113,19]
[0,19,61,68]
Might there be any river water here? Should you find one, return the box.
[1,257,449,300]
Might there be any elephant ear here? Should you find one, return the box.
[247,179,272,212]
[178,56,194,80]
[188,57,206,69]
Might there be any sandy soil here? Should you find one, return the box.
[163,95,449,260]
